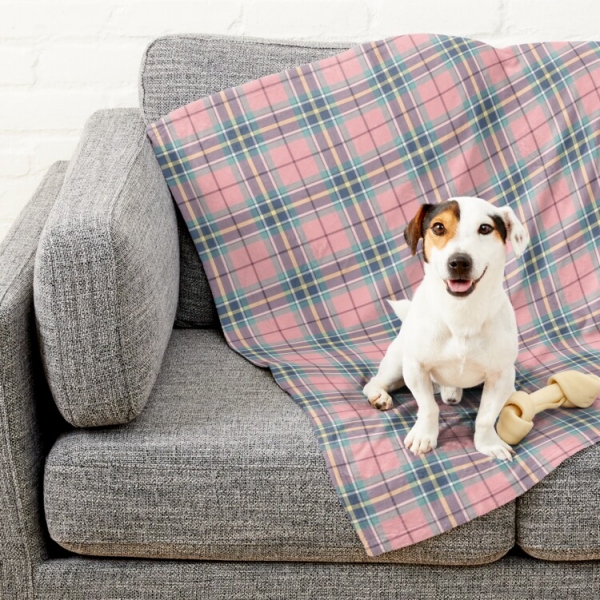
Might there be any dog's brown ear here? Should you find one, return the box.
[404,203,435,255]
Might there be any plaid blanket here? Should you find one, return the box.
[147,35,600,556]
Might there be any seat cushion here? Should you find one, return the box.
[517,443,600,561]
[140,35,350,329]
[44,329,515,565]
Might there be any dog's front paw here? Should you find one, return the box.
[475,430,515,461]
[364,384,393,411]
[404,418,439,455]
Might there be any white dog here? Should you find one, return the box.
[363,197,529,460]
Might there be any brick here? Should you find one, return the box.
[108,1,244,37]
[0,90,112,131]
[0,2,113,38]
[370,0,502,39]
[38,42,146,86]
[244,0,371,41]
[0,152,30,178]
[30,136,78,174]
[505,0,600,40]
[0,46,37,85]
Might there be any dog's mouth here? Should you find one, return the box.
[445,267,487,297]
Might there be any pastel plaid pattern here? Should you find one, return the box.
[147,35,600,556]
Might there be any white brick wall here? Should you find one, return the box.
[2,0,600,240]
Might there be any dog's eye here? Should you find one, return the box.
[479,224,493,235]
[431,222,445,236]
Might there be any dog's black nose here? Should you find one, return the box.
[447,253,473,277]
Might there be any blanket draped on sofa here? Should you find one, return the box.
[148,35,600,556]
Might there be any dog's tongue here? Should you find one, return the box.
[448,279,473,293]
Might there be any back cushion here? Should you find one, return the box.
[140,35,349,328]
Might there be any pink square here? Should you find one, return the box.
[424,97,447,122]
[332,287,377,329]
[446,146,489,191]
[171,115,196,139]
[277,163,301,187]
[464,479,501,515]
[303,217,325,243]
[236,264,260,287]
[376,185,416,232]
[170,101,210,139]
[228,244,252,269]
[356,437,400,480]
[551,174,570,199]
[580,269,600,297]
[321,57,346,86]
[392,35,424,55]
[540,198,560,231]
[189,105,214,134]
[296,155,319,179]
[340,54,363,80]
[275,312,302,340]
[263,76,288,106]
[256,317,285,345]
[553,194,577,222]
[246,86,269,112]
[418,78,439,103]
[212,165,238,190]
[575,68,600,116]
[557,263,581,304]
[195,171,219,194]
[288,137,312,161]
[320,211,350,249]
[351,107,393,154]
[245,239,273,264]
[381,506,432,543]
[269,144,293,169]
[345,113,368,139]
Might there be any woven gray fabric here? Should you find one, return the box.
[34,109,179,427]
[44,328,514,566]
[140,35,350,328]
[0,162,68,599]
[35,554,600,600]
[173,210,218,328]
[517,443,600,561]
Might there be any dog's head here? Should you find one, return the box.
[404,197,529,298]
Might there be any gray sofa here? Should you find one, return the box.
[1,35,598,599]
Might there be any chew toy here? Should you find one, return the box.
[497,370,600,446]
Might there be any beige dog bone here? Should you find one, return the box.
[497,370,600,446]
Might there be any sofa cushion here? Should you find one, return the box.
[517,443,600,561]
[140,35,349,329]
[34,109,179,427]
[44,329,515,566]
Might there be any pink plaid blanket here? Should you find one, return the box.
[148,35,600,556]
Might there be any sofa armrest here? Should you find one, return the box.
[34,109,179,428]
[0,162,68,597]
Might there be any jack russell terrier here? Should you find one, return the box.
[363,197,529,460]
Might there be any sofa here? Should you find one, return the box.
[1,34,598,599]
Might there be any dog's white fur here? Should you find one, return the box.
[363,196,529,460]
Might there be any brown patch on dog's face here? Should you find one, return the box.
[421,201,460,262]
[490,214,508,243]
[404,203,435,256]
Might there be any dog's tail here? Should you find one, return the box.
[386,299,412,322]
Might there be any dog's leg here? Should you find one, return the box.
[403,362,439,455]
[474,371,516,460]
[440,386,463,405]
[363,336,403,411]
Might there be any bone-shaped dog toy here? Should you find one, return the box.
[496,370,600,446]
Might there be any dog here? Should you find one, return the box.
[363,196,529,460]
